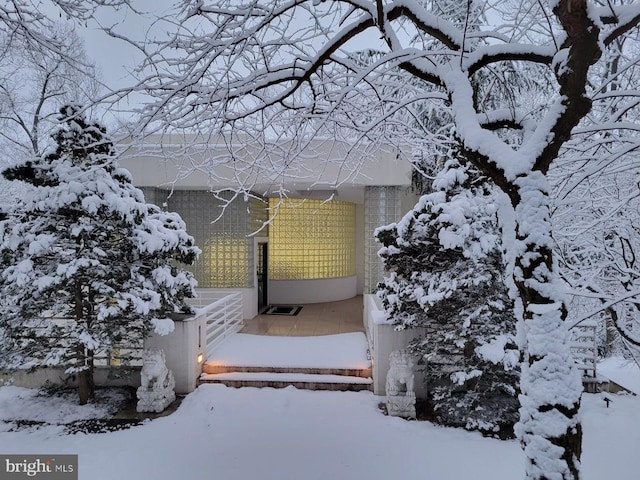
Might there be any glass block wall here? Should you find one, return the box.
[364,186,405,293]
[139,187,167,210]
[165,191,267,288]
[268,198,356,280]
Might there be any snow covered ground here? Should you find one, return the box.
[1,381,638,480]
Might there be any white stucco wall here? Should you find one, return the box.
[0,367,141,389]
[145,316,206,394]
[118,136,413,196]
[363,294,428,398]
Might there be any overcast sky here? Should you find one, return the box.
[76,1,385,88]
[54,0,388,129]
[56,0,178,127]
[69,1,171,85]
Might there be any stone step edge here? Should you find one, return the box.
[198,380,372,392]
[200,372,373,384]
[203,364,372,377]
[198,378,372,392]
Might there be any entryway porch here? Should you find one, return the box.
[198,296,373,391]
[241,296,365,337]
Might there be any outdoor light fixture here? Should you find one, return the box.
[197,353,204,364]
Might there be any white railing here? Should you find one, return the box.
[190,291,244,359]
[186,290,240,309]
[570,322,598,378]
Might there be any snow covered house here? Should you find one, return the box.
[115,135,422,394]
[1,135,421,395]
[119,135,416,320]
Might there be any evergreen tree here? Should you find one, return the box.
[377,160,520,437]
[0,105,200,404]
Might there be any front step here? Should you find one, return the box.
[203,364,372,378]
[200,332,373,392]
[199,371,372,391]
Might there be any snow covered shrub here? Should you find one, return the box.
[376,160,519,437]
[0,105,200,404]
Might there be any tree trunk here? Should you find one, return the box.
[512,174,583,480]
[77,343,90,406]
[606,308,618,356]
[87,347,95,400]
[74,279,93,405]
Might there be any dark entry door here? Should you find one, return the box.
[257,242,268,313]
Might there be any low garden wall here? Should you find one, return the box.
[363,294,428,398]
[0,366,141,389]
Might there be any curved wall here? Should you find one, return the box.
[269,275,357,304]
[268,198,356,280]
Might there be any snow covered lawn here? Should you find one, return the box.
[1,384,638,479]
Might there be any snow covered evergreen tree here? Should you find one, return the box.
[0,105,200,404]
[377,160,519,437]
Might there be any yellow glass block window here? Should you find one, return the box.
[268,199,356,280]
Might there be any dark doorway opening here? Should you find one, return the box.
[257,242,268,313]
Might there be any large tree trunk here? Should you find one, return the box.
[512,174,583,480]
[77,346,96,406]
[75,279,94,405]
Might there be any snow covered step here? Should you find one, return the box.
[205,333,371,371]
[200,333,372,391]
[199,372,373,391]
[203,364,372,378]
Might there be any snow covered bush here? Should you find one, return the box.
[377,160,519,437]
[0,105,200,404]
